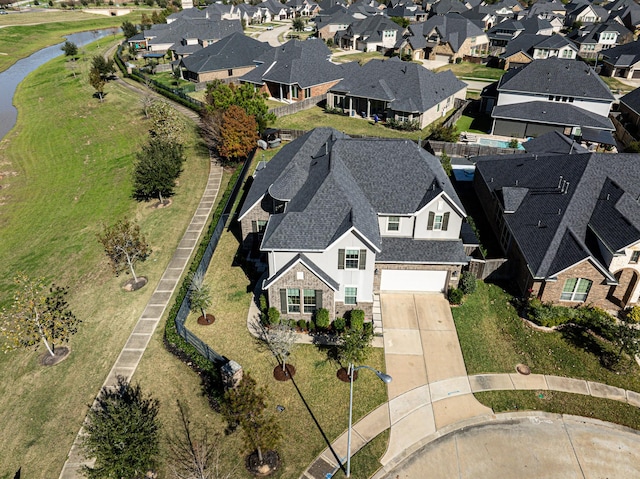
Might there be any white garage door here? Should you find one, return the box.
[379,270,448,292]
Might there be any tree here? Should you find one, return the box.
[218,105,259,163]
[390,16,410,28]
[132,138,185,203]
[292,17,305,31]
[89,67,106,102]
[221,373,281,466]
[188,271,213,320]
[263,320,297,372]
[610,317,640,362]
[338,328,373,374]
[0,274,80,357]
[440,152,452,177]
[147,101,186,145]
[121,20,138,39]
[61,41,78,59]
[167,401,235,479]
[97,219,150,283]
[91,55,116,80]
[82,376,160,479]
[429,124,458,142]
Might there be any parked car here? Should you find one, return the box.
[303,26,313,32]
[266,25,274,30]
[0,10,8,14]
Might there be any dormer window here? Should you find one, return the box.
[387,216,400,232]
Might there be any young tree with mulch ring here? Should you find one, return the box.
[0,273,80,363]
[82,376,160,479]
[222,373,282,475]
[188,271,214,325]
[337,328,373,382]
[97,219,151,289]
[264,320,297,380]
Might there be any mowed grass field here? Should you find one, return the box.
[0,10,146,72]
[0,38,210,478]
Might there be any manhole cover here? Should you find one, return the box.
[516,363,531,375]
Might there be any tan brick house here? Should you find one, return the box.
[474,152,640,310]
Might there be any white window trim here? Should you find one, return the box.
[560,278,592,302]
[387,216,400,232]
[345,249,360,269]
[344,286,357,305]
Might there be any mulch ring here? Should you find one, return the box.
[273,364,296,381]
[245,450,280,476]
[150,198,172,209]
[337,367,358,383]
[197,314,216,325]
[40,347,70,366]
[123,276,148,292]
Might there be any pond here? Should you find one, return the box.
[0,27,120,141]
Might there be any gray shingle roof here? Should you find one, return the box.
[262,253,340,290]
[240,127,464,254]
[498,57,614,101]
[492,101,614,130]
[523,131,588,155]
[240,39,348,88]
[179,32,271,74]
[377,238,469,263]
[475,152,640,279]
[620,87,640,116]
[146,18,243,47]
[329,57,466,113]
[601,40,640,67]
[417,13,484,52]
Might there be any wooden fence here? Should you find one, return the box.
[611,114,636,148]
[268,94,327,118]
[443,99,472,129]
[468,257,509,280]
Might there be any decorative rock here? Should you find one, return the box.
[221,360,243,390]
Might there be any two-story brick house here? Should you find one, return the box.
[474,152,640,309]
[238,128,469,320]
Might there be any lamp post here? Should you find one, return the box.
[346,364,392,478]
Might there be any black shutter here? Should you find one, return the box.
[252,220,257,233]
[442,212,450,231]
[280,289,287,314]
[315,290,323,309]
[359,249,367,270]
[427,212,435,230]
[338,249,345,269]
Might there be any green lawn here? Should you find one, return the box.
[453,282,640,429]
[0,38,211,478]
[0,11,145,72]
[273,106,432,141]
[455,114,491,134]
[435,61,505,80]
[332,51,385,65]
[600,75,635,94]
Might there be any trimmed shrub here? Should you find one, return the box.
[350,310,365,331]
[525,298,576,328]
[333,317,346,334]
[363,321,373,336]
[308,319,316,332]
[297,319,307,331]
[315,308,330,329]
[623,305,640,324]
[448,288,463,305]
[267,307,280,326]
[259,294,268,313]
[289,319,297,329]
[459,271,477,295]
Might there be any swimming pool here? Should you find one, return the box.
[478,138,525,150]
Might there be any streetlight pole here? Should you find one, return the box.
[346,363,392,478]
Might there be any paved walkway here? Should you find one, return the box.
[301,293,640,479]
[57,77,223,477]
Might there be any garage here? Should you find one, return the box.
[379,270,448,292]
[435,54,451,63]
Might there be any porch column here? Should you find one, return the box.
[349,97,353,117]
[367,99,370,118]
[279,84,283,100]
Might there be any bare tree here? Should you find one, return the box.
[167,401,236,479]
[97,219,150,283]
[263,320,297,372]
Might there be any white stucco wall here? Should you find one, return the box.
[413,194,463,240]
[378,215,414,237]
[497,91,612,118]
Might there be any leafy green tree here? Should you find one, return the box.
[390,16,410,28]
[222,373,282,465]
[61,41,78,59]
[147,101,186,145]
[440,152,452,176]
[338,328,373,374]
[97,219,151,283]
[0,274,80,357]
[292,17,305,31]
[121,20,138,39]
[132,138,185,203]
[89,68,106,102]
[91,55,116,80]
[203,80,275,132]
[429,124,458,142]
[609,317,640,362]
[82,376,160,479]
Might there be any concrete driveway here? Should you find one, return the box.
[376,412,640,479]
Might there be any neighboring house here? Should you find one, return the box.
[336,15,404,51]
[261,0,291,20]
[326,57,467,128]
[428,0,469,16]
[387,3,428,23]
[409,12,489,61]
[459,5,498,31]
[619,87,640,134]
[499,33,577,69]
[236,4,272,25]
[531,34,578,60]
[315,7,355,40]
[174,32,272,83]
[600,40,640,79]
[522,0,566,22]
[605,0,640,33]
[565,2,608,26]
[568,22,630,60]
[240,39,351,102]
[128,18,243,54]
[238,128,470,320]
[484,58,615,144]
[522,130,588,154]
[286,0,320,17]
[474,152,640,310]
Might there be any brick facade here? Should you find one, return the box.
[262,79,341,102]
[537,260,612,308]
[239,202,270,251]
[195,65,255,83]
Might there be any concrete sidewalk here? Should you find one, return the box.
[58,157,223,479]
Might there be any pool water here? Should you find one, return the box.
[478,138,525,150]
